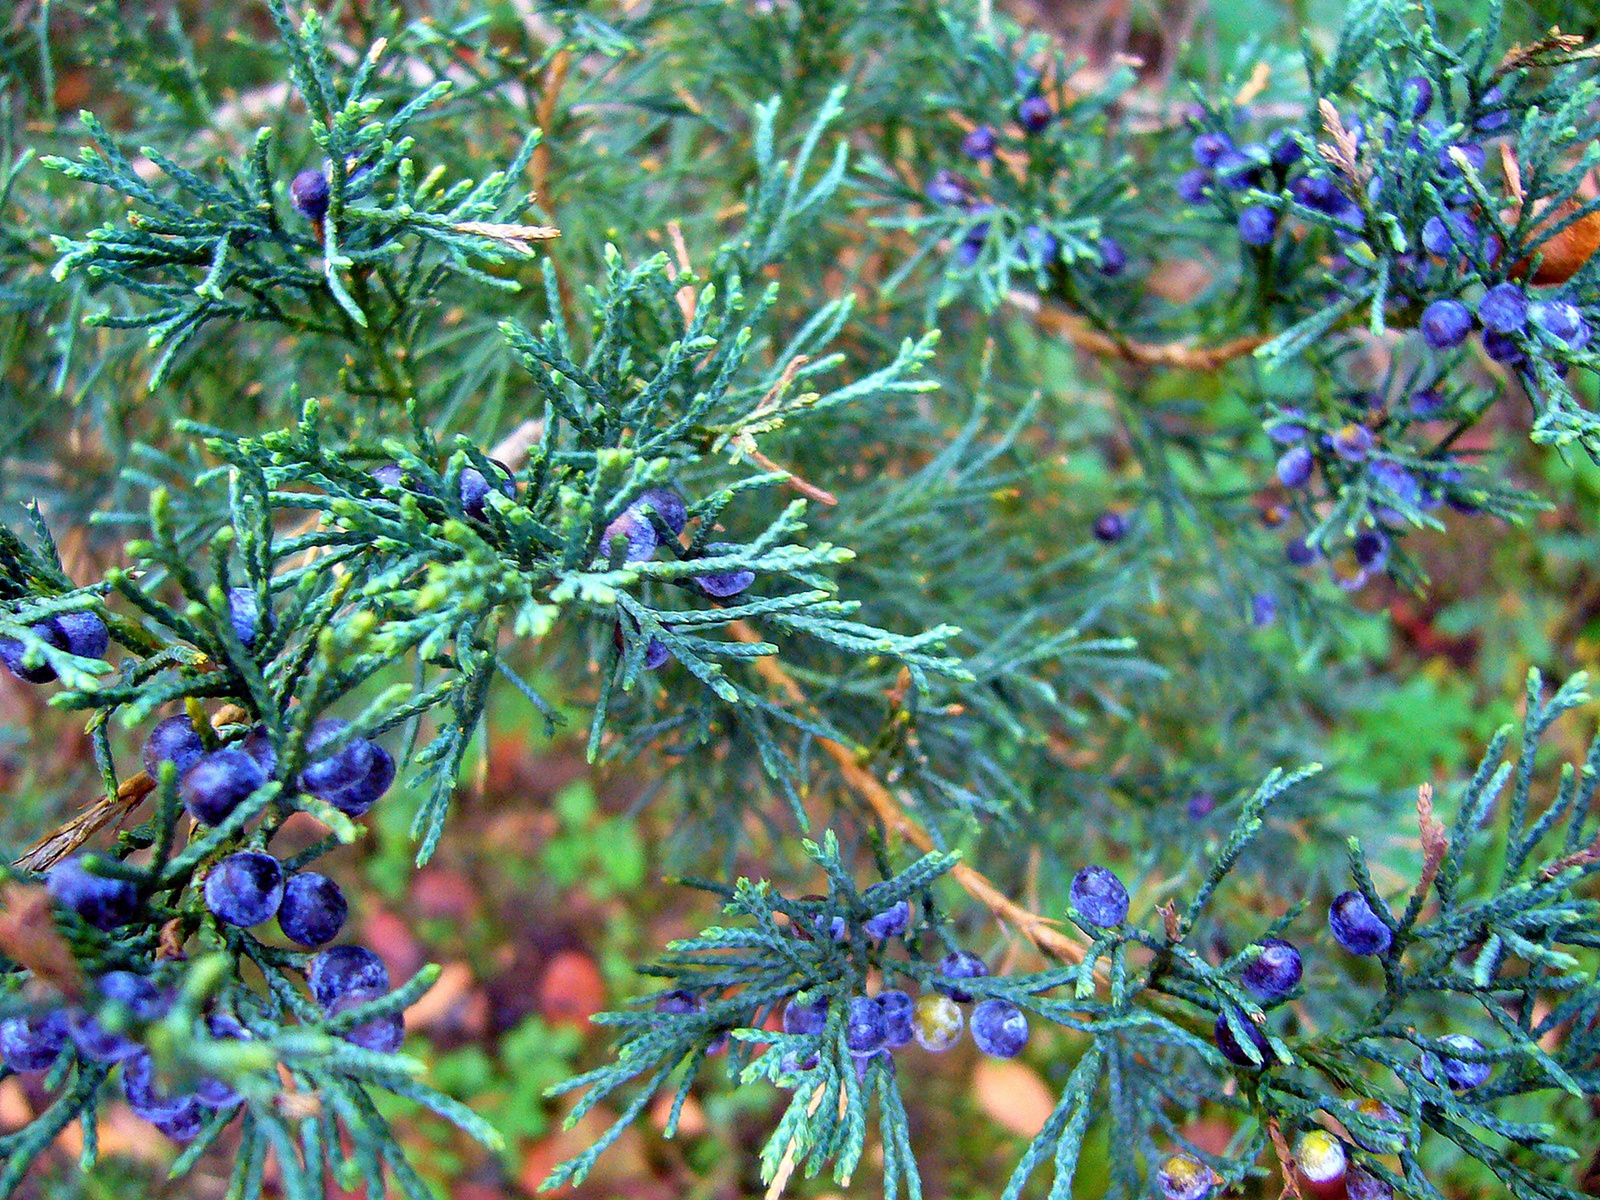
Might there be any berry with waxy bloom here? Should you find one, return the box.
[56,611,109,659]
[1421,299,1472,348]
[1277,445,1313,489]
[300,718,395,817]
[782,995,829,1036]
[123,1051,205,1141]
[1296,1130,1348,1196]
[1330,423,1374,461]
[180,748,267,825]
[1192,132,1232,168]
[845,994,888,1057]
[329,991,404,1053]
[0,619,67,683]
[1400,75,1433,118]
[911,993,963,1051]
[48,855,139,930]
[290,169,330,220]
[1346,1097,1403,1152]
[278,871,347,947]
[936,949,989,1002]
[1251,592,1278,628]
[226,586,271,648]
[1070,864,1130,927]
[1286,538,1317,567]
[1096,237,1126,276]
[692,543,756,598]
[1420,1032,1492,1090]
[1352,529,1389,571]
[1346,1169,1395,1200]
[1267,129,1302,168]
[0,1010,69,1073]
[1481,329,1524,364]
[1240,938,1303,1001]
[961,125,997,160]
[634,488,689,537]
[925,168,970,207]
[1092,510,1128,543]
[1530,299,1590,347]
[194,1012,249,1107]
[601,509,657,563]
[1408,388,1446,418]
[1176,169,1211,204]
[309,945,390,1008]
[1213,1007,1271,1067]
[1478,282,1529,333]
[863,899,910,940]
[654,989,701,1016]
[459,465,514,520]
[1329,890,1392,955]
[878,990,915,1048]
[1018,94,1051,133]
[68,972,168,1063]
[1238,205,1278,246]
[204,851,285,927]
[1157,1153,1217,1200]
[970,998,1028,1058]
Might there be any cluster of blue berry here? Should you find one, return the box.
[1,694,403,1140]
[923,69,1125,277]
[0,608,107,683]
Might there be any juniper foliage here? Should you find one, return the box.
[0,0,1597,1197]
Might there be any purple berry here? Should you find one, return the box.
[1092,510,1128,543]
[1022,224,1059,265]
[459,466,513,520]
[195,1012,249,1107]
[1408,388,1446,418]
[878,990,914,1048]
[123,1051,205,1141]
[1286,538,1317,567]
[47,855,139,930]
[863,899,910,940]
[180,748,267,825]
[0,619,67,683]
[1238,206,1278,247]
[962,125,997,160]
[329,990,404,1053]
[1277,445,1314,489]
[308,945,390,1009]
[1187,792,1216,819]
[226,587,270,649]
[937,949,989,1002]
[290,169,330,221]
[1215,148,1263,191]
[1192,132,1232,169]
[1330,423,1374,462]
[1478,282,1528,333]
[68,972,167,1063]
[1250,592,1278,628]
[925,168,970,207]
[845,994,888,1057]
[601,509,657,563]
[1530,299,1589,348]
[691,543,755,598]
[277,872,347,947]
[240,724,277,777]
[1070,864,1129,928]
[634,488,689,537]
[1267,409,1307,444]
[970,998,1028,1058]
[1351,529,1389,571]
[1420,299,1472,348]
[1240,938,1302,1001]
[1267,129,1302,168]
[654,990,702,1016]
[1401,75,1433,119]
[1347,1169,1395,1200]
[55,611,109,659]
[1096,237,1126,276]
[1437,142,1486,179]
[300,718,394,817]
[782,995,829,1036]
[1,1010,69,1073]
[1018,94,1051,133]
[204,851,284,927]
[371,463,434,495]
[1420,1033,1491,1090]
[1213,1008,1271,1067]
[1329,890,1392,954]
[1474,84,1512,133]
[1176,169,1211,204]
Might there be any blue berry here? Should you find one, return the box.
[459,466,513,520]
[1187,792,1216,819]
[68,972,167,1063]
[1530,299,1589,347]
[1347,1097,1403,1153]
[308,945,390,1009]
[204,851,284,927]
[300,718,395,817]
[329,991,404,1053]
[1478,282,1528,333]
[1277,445,1313,489]
[1420,299,1472,349]
[1018,94,1051,133]
[1329,890,1392,954]
[1267,129,1302,168]
[1330,423,1374,462]
[123,1050,205,1140]
[371,463,434,495]
[48,855,139,930]
[290,169,330,221]
[1267,409,1307,444]
[1157,1153,1216,1200]
[1408,388,1446,418]
[1023,224,1059,266]
[654,989,702,1016]
[1437,141,1486,179]
[1215,148,1263,191]
[1092,510,1128,543]
[1250,592,1278,628]
[1238,206,1278,247]
[1369,462,1420,515]
[1240,938,1302,1001]
[1286,538,1317,567]
[226,586,270,649]
[1070,864,1129,928]
[970,998,1028,1058]
[0,1010,69,1073]
[1401,75,1433,119]
[863,899,910,940]
[643,637,670,670]
[878,990,914,1048]
[925,168,970,207]
[936,949,989,1002]
[634,488,689,537]
[1351,529,1389,571]
[692,543,755,598]
[1421,214,1460,256]
[1473,84,1512,132]
[1420,1033,1491,1090]
[56,611,109,659]
[1482,329,1524,363]
[277,871,347,947]
[601,509,657,563]
[845,994,888,1057]
[961,125,997,160]
[1096,237,1126,276]
[180,747,266,825]
[240,723,277,777]
[782,995,829,1036]
[0,619,67,683]
[1192,132,1232,169]
[1213,1008,1271,1067]
[1176,168,1211,205]
[911,993,963,1051]
[1346,1168,1395,1200]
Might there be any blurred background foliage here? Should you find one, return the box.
[3,0,1600,1196]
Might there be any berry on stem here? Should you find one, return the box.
[878,990,914,1048]
[0,620,67,683]
[692,543,756,598]
[782,995,829,1036]
[936,949,989,1002]
[1092,510,1128,543]
[1277,446,1313,489]
[1018,94,1051,133]
[278,871,347,947]
[300,718,395,817]
[1420,299,1472,349]
[1478,282,1528,333]
[970,998,1028,1058]
[329,991,405,1053]
[290,168,330,221]
[1213,1008,1271,1067]
[1420,1032,1491,1090]
[1329,890,1392,955]
[1240,938,1303,1001]
[142,714,205,778]
[47,855,139,930]
[308,945,391,1009]
[180,747,267,825]
[68,971,167,1063]
[204,851,284,927]
[1070,864,1130,928]
[1096,237,1126,276]
[1296,1130,1348,1196]
[911,993,963,1051]
[863,899,910,940]
[0,1010,69,1073]
[845,994,888,1057]
[226,586,270,649]
[961,125,997,160]
[1157,1153,1217,1200]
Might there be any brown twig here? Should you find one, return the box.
[1413,783,1447,905]
[1009,291,1269,371]
[1266,1117,1304,1200]
[529,49,570,211]
[726,620,1088,964]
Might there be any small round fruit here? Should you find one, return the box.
[634,488,689,537]
[55,611,109,659]
[0,1010,69,1073]
[1351,529,1389,571]
[1157,1153,1216,1200]
[290,169,331,221]
[863,899,910,940]
[936,949,989,1002]
[1420,1033,1491,1090]
[226,587,270,649]
[1346,1168,1395,1200]
[1070,865,1129,928]
[142,714,206,779]
[601,510,658,563]
[878,990,914,1048]
[329,990,404,1053]
[1277,446,1313,489]
[277,872,347,947]
[692,543,756,598]
[1477,282,1528,333]
[1286,538,1317,567]
[1329,890,1392,955]
[1330,423,1374,461]
[1296,1129,1347,1192]
[845,994,888,1057]
[1213,1008,1271,1067]
[1400,75,1433,118]
[1192,132,1232,168]
[0,620,67,683]
[1092,510,1128,543]
[970,998,1028,1058]
[68,972,167,1063]
[181,748,267,825]
[204,852,285,928]
[782,995,829,1036]
[962,125,997,160]
[1240,938,1303,1001]
[123,1051,205,1141]
[300,718,394,817]
[1018,94,1051,133]
[654,989,702,1016]
[308,945,391,1009]
[1238,206,1278,246]
[1096,237,1126,276]
[47,855,139,930]
[1420,299,1472,349]
[911,993,964,1051]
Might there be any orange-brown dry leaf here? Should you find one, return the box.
[1509,170,1600,285]
[973,1058,1056,1138]
[0,884,84,998]
[537,948,607,1028]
